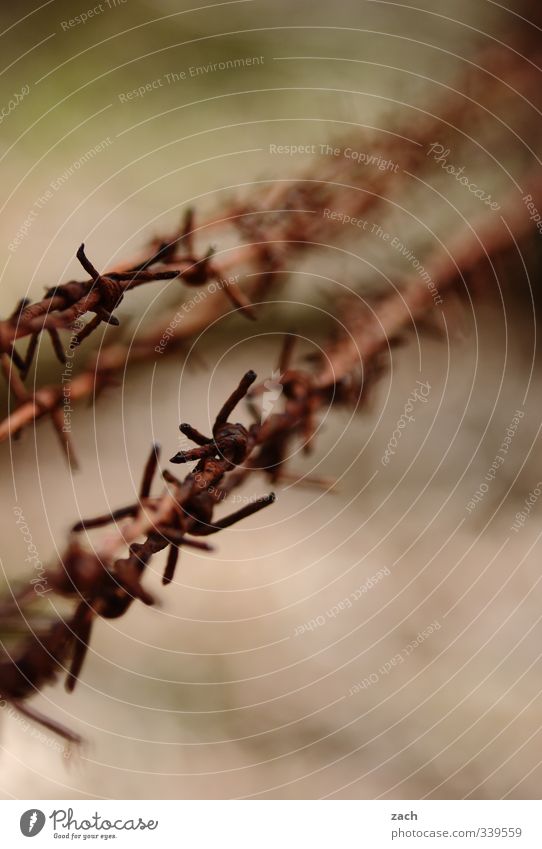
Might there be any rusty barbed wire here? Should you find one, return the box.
[1,38,542,748]
[3,200,542,746]
[0,371,278,743]
[0,321,399,744]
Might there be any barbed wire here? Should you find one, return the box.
[1,40,541,748]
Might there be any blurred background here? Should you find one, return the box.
[1,0,542,799]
